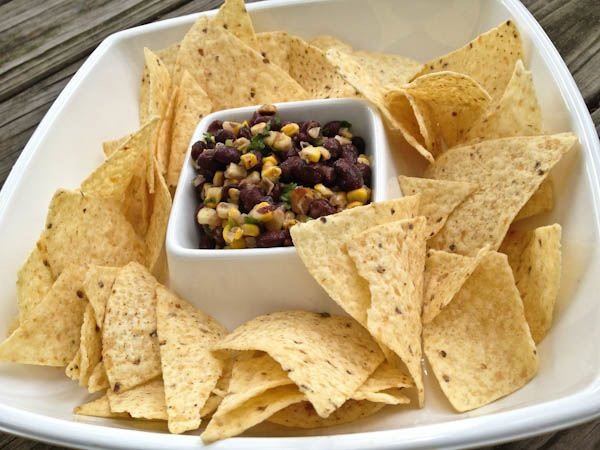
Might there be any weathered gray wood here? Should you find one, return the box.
[0,0,598,449]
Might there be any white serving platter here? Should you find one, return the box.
[0,0,599,449]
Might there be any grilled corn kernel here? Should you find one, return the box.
[204,187,222,208]
[330,192,347,208]
[224,163,247,180]
[246,171,261,184]
[228,188,240,204]
[265,208,285,231]
[212,171,224,187]
[249,202,274,222]
[318,146,331,160]
[335,135,352,145]
[347,187,370,204]
[357,154,370,166]
[347,201,363,209]
[314,183,334,197]
[216,202,238,219]
[283,211,297,229]
[262,155,278,167]
[307,126,321,139]
[339,127,353,139]
[228,206,242,224]
[223,224,244,244]
[262,165,282,182]
[241,223,260,237]
[196,207,218,227]
[258,104,277,115]
[230,238,246,249]
[240,152,258,169]
[299,146,321,163]
[271,132,292,151]
[281,122,300,137]
[251,122,268,135]
[223,121,242,135]
[233,137,250,152]
[201,182,213,199]
[241,120,249,128]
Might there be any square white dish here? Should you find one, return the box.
[0,0,599,449]
[167,98,387,329]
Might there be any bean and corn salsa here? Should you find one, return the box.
[191,104,372,249]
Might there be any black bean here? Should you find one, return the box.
[283,229,293,246]
[197,149,222,171]
[356,162,372,185]
[207,120,223,134]
[238,126,252,139]
[308,199,337,218]
[280,156,304,183]
[198,229,216,249]
[321,121,342,137]
[334,159,363,191]
[239,185,264,212]
[295,163,323,186]
[285,147,300,159]
[340,143,358,162]
[214,146,241,164]
[250,113,271,126]
[352,136,366,153]
[323,138,341,159]
[271,183,282,201]
[215,129,235,143]
[314,163,336,186]
[259,195,275,205]
[211,227,226,248]
[293,132,311,147]
[191,141,206,160]
[256,230,287,248]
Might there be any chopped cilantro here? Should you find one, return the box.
[244,216,260,225]
[340,120,352,129]
[280,182,298,207]
[272,116,281,128]
[227,217,237,228]
[248,123,272,155]
[203,131,214,142]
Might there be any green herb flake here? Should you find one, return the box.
[280,183,298,207]
[203,131,214,142]
[340,120,352,129]
[244,216,260,225]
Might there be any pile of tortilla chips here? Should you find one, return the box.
[0,0,579,443]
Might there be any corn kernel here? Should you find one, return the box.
[249,202,274,222]
[347,187,370,204]
[196,207,218,227]
[230,238,246,249]
[262,155,278,167]
[241,223,260,237]
[204,187,222,208]
[330,192,347,209]
[281,122,300,137]
[357,154,370,166]
[339,127,353,139]
[299,146,321,163]
[262,165,282,182]
[212,171,224,187]
[335,135,352,145]
[314,184,333,197]
[271,132,292,151]
[228,206,242,223]
[223,224,244,244]
[251,122,268,135]
[228,188,240,204]
[202,182,213,199]
[318,146,331,160]
[307,126,321,139]
[258,104,277,115]
[233,137,250,152]
[347,201,363,209]
[223,121,242,135]
[265,208,285,231]
[216,202,238,219]
[224,163,247,180]
[246,171,261,184]
[241,120,249,128]
[240,152,258,169]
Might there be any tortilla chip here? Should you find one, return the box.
[290,196,420,326]
[107,378,167,420]
[213,311,384,418]
[0,265,87,366]
[500,224,561,343]
[40,190,146,278]
[167,72,212,188]
[269,399,386,429]
[415,20,524,101]
[200,359,233,418]
[102,134,133,159]
[463,60,541,144]
[423,252,539,412]
[87,361,110,393]
[74,394,129,419]
[202,384,304,442]
[140,48,171,126]
[156,286,226,434]
[309,35,353,53]
[348,217,427,406]
[146,163,172,277]
[423,247,488,324]
[122,171,151,237]
[83,265,120,329]
[257,32,358,99]
[81,118,159,202]
[174,16,307,110]
[424,133,576,255]
[353,361,413,403]
[398,176,477,239]
[213,0,258,50]
[6,317,19,337]
[16,246,54,321]
[102,262,161,393]
[66,350,81,381]
[156,43,180,77]
[515,179,553,222]
[386,72,491,157]
[79,304,103,387]
[156,88,177,179]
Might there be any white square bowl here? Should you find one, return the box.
[0,0,599,449]
[167,98,387,329]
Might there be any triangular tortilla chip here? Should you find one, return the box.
[213,311,384,418]
[146,162,172,278]
[174,16,307,110]
[290,196,420,326]
[515,178,553,222]
[79,303,103,387]
[66,350,81,381]
[16,246,54,321]
[156,88,178,179]
[423,252,538,412]
[500,224,561,343]
[424,133,576,255]
[107,378,167,420]
[102,133,133,159]
[0,265,87,366]
[213,0,258,49]
[398,176,477,239]
[415,20,524,101]
[310,35,353,53]
[463,60,541,144]
[348,217,427,406]
[102,262,161,393]
[167,71,212,188]
[39,190,146,278]
[156,42,180,77]
[87,361,110,393]
[353,361,413,403]
[156,286,227,434]
[83,265,120,329]
[422,247,488,324]
[74,394,129,419]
